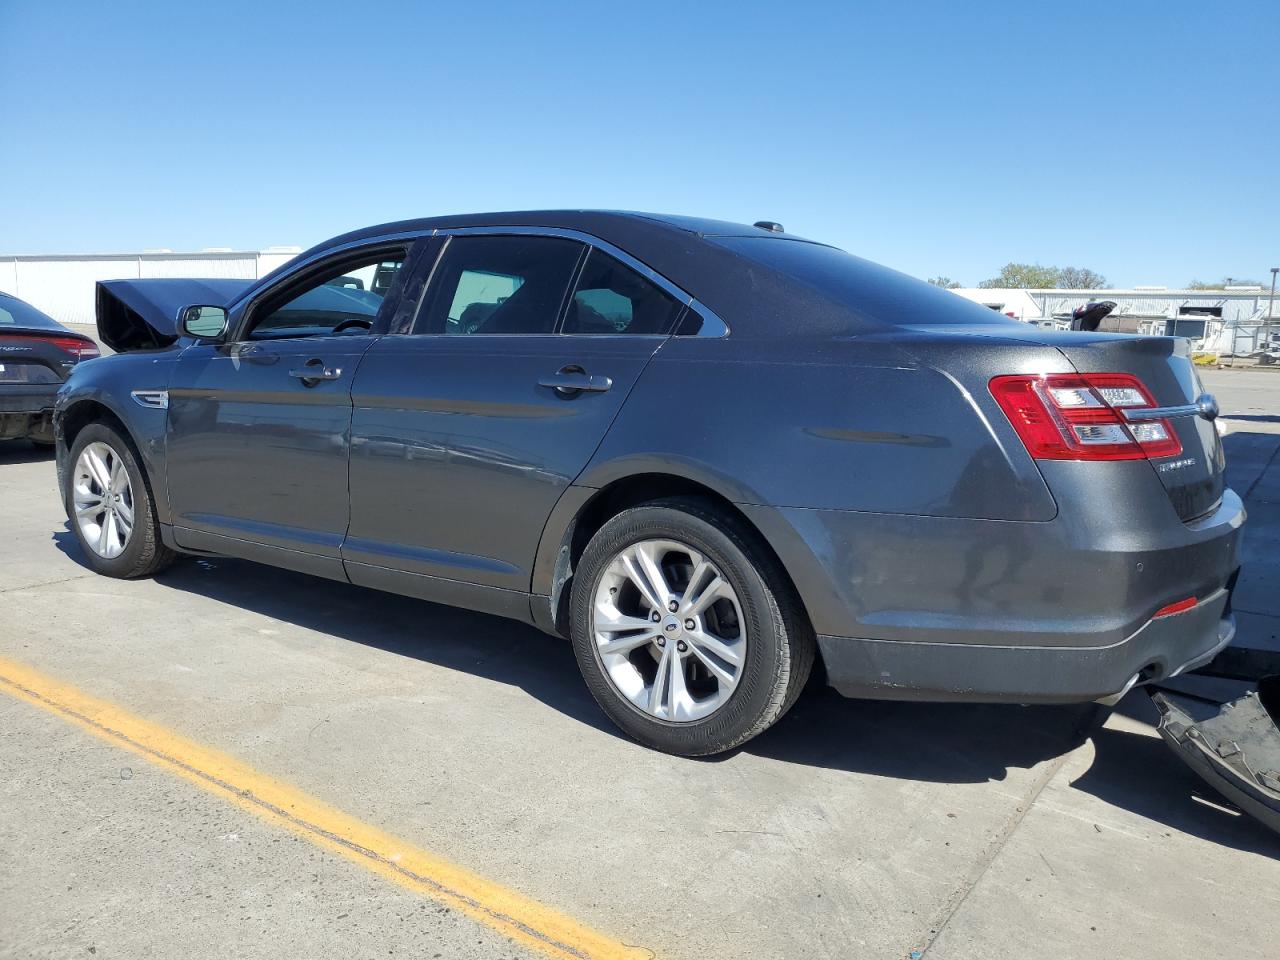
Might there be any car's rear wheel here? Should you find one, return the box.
[569,497,814,756]
[64,422,175,578]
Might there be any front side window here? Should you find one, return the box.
[564,250,683,335]
[247,255,406,340]
[416,235,583,335]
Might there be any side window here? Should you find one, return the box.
[247,254,406,340]
[563,249,684,336]
[415,235,583,335]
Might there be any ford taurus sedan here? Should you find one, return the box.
[54,212,1243,756]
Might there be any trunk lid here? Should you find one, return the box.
[0,328,98,384]
[1050,333,1225,521]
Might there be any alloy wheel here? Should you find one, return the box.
[592,538,747,722]
[73,441,135,559]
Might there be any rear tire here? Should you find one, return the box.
[569,497,814,756]
[63,422,176,578]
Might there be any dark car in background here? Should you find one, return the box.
[53,212,1243,758]
[0,291,99,445]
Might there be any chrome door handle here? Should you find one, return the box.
[538,367,613,397]
[289,358,342,385]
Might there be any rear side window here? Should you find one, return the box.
[563,249,684,336]
[416,235,583,335]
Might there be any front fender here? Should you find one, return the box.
[55,352,180,524]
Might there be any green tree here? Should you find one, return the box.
[927,276,962,289]
[1058,266,1108,289]
[978,263,1063,289]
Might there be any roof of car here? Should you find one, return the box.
[265,211,1008,340]
[312,210,815,252]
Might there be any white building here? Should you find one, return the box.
[950,286,1280,355]
[0,248,302,329]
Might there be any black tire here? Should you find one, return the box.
[569,497,815,756]
[63,421,176,578]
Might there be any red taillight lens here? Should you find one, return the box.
[45,336,100,358]
[990,373,1182,462]
[0,334,99,359]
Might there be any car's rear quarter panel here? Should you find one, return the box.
[581,334,1063,521]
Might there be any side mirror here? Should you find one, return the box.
[178,305,230,340]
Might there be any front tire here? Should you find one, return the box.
[63,422,175,578]
[569,498,814,756]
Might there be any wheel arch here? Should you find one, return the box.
[530,471,814,653]
[59,397,130,450]
[56,396,170,525]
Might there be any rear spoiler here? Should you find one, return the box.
[95,278,252,352]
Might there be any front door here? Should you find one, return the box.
[165,247,411,577]
[345,235,685,602]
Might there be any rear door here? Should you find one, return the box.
[345,232,686,601]
[165,243,414,575]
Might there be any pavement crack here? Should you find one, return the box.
[914,736,1083,957]
[1244,438,1280,502]
[0,572,93,595]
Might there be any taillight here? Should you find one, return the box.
[0,334,100,360]
[990,373,1182,461]
[45,336,100,359]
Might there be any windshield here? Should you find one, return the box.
[713,236,1023,329]
[0,294,62,330]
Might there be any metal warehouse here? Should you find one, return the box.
[0,248,301,329]
[952,286,1280,355]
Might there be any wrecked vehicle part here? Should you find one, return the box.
[1151,675,1280,836]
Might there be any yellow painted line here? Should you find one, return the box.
[0,654,651,960]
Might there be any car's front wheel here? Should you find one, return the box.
[569,498,814,756]
[63,422,175,578]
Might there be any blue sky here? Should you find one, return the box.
[1,0,1276,287]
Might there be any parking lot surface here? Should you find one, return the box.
[2,367,1278,959]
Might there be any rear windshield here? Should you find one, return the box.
[0,294,61,330]
[713,236,1021,329]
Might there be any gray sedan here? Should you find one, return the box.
[54,212,1242,756]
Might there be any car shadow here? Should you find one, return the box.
[50,530,1280,855]
[0,439,55,464]
[1067,689,1280,856]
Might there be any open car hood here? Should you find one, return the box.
[96,278,252,352]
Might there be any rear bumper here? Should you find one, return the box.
[0,386,58,440]
[818,592,1235,703]
[741,481,1245,704]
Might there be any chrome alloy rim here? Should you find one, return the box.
[73,442,134,559]
[592,539,747,722]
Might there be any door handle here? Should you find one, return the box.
[538,366,613,397]
[289,358,343,385]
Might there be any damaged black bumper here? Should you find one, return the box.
[1152,675,1280,836]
